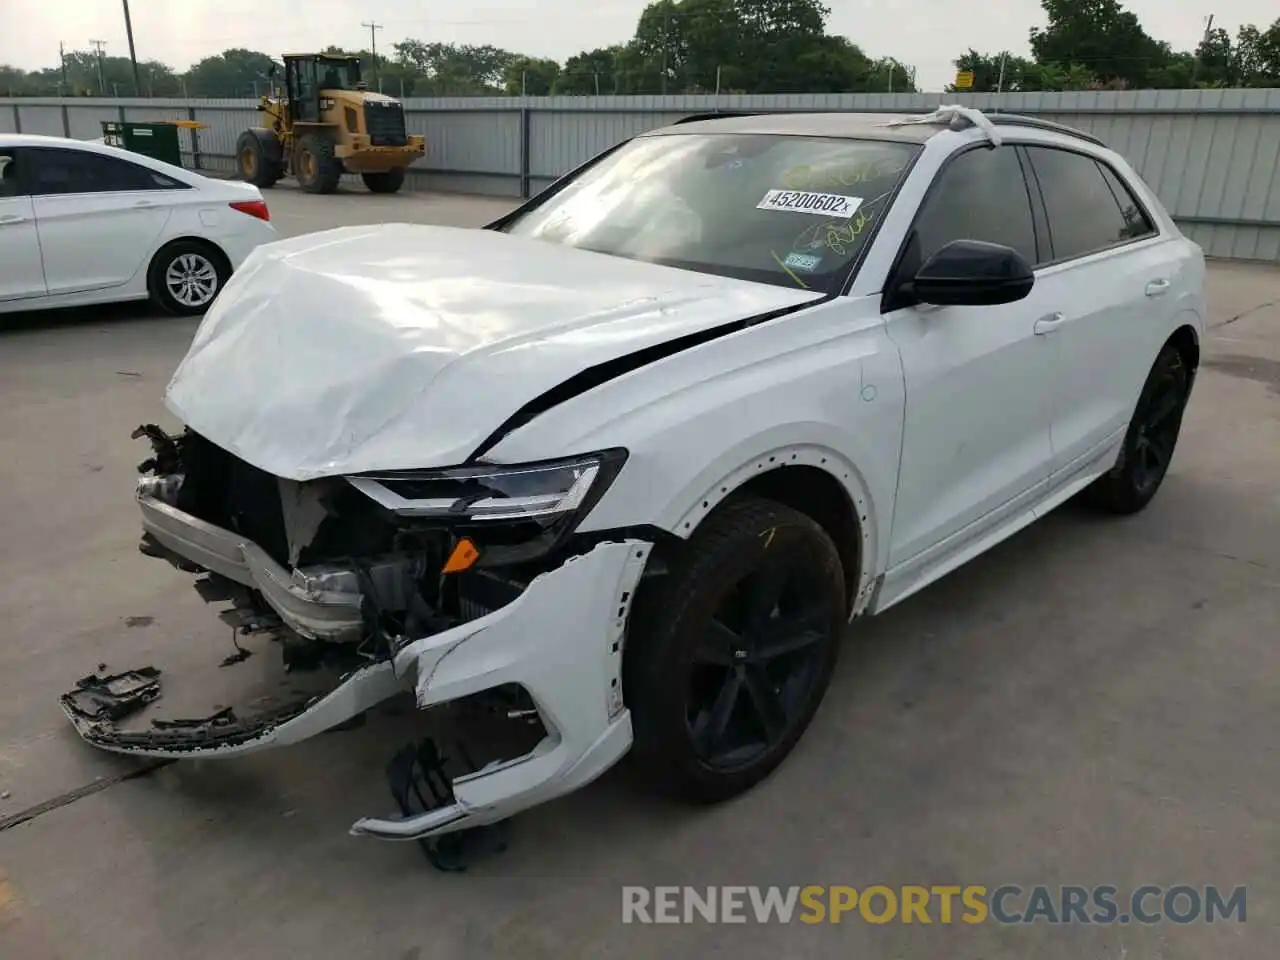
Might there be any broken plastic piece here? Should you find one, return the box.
[882,104,1003,147]
[61,668,162,723]
[442,537,480,574]
[385,738,509,871]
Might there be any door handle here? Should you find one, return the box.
[1033,312,1066,335]
[1145,279,1170,297]
[0,213,24,224]
[134,199,155,207]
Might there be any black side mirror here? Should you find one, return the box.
[907,239,1035,307]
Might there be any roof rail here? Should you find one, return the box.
[983,112,1106,147]
[672,111,762,125]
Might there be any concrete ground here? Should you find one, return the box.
[0,184,1277,959]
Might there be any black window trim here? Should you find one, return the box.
[1017,142,1161,269]
[21,145,191,197]
[879,140,1041,314]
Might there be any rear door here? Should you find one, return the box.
[27,146,179,295]
[0,147,47,302]
[1020,144,1174,478]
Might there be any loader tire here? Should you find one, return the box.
[236,130,282,188]
[294,133,342,194]
[362,168,406,194]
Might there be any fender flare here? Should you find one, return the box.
[666,442,882,618]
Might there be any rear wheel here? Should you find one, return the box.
[147,240,230,316]
[235,131,282,188]
[624,497,846,803]
[362,168,406,194]
[1081,342,1192,514]
[294,133,342,194]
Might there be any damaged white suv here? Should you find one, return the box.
[63,107,1205,857]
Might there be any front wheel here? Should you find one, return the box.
[1081,342,1192,514]
[294,133,342,194]
[624,497,846,804]
[362,168,406,194]
[147,241,230,316]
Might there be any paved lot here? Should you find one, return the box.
[1,185,1277,959]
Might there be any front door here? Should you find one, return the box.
[882,143,1057,567]
[0,149,47,302]
[27,146,173,295]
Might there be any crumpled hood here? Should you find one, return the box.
[165,223,817,480]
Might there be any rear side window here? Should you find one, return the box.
[1024,146,1151,262]
[912,145,1037,266]
[1097,162,1157,241]
[26,147,186,196]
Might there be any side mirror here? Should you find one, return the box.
[908,239,1034,307]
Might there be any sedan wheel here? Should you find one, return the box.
[148,242,230,316]
[625,496,846,803]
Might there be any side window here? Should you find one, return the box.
[0,149,21,198]
[1025,146,1136,261]
[1097,162,1157,240]
[912,146,1037,266]
[27,148,178,196]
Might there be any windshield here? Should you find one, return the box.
[499,132,918,291]
[317,59,361,90]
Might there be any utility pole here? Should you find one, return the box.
[361,21,383,92]
[90,39,107,95]
[59,42,68,87]
[996,52,1008,94]
[121,0,141,95]
[1191,13,1215,86]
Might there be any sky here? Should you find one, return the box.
[1,0,1272,92]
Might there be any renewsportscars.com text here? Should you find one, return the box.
[621,885,1247,925]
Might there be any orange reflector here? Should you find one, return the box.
[442,537,480,574]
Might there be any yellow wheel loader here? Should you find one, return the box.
[235,54,425,195]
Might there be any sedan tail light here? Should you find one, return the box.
[229,199,270,222]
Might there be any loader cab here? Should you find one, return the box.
[282,54,362,123]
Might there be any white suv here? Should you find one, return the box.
[62,106,1204,860]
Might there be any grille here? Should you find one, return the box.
[365,102,408,146]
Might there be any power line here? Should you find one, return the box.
[361,20,384,92]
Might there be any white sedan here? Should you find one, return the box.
[61,106,1204,865]
[0,133,277,317]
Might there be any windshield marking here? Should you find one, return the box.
[770,249,811,289]
[780,157,908,191]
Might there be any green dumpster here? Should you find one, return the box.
[100,121,184,167]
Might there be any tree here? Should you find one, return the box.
[1029,0,1165,88]
[183,49,276,97]
[1233,19,1280,86]
[556,46,629,94]
[504,57,561,96]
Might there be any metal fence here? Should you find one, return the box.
[4,89,1280,261]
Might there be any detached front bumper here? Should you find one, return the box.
[67,491,652,837]
[350,538,651,841]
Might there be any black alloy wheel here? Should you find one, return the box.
[625,497,846,803]
[1083,342,1192,514]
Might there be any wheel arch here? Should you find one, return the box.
[1167,322,1200,374]
[147,236,232,278]
[667,446,878,619]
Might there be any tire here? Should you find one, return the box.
[147,241,230,317]
[362,168,406,194]
[294,133,342,194]
[235,130,282,188]
[1080,342,1192,514]
[624,496,846,804]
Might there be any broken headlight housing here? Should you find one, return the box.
[343,449,628,567]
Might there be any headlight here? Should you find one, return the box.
[344,449,627,546]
